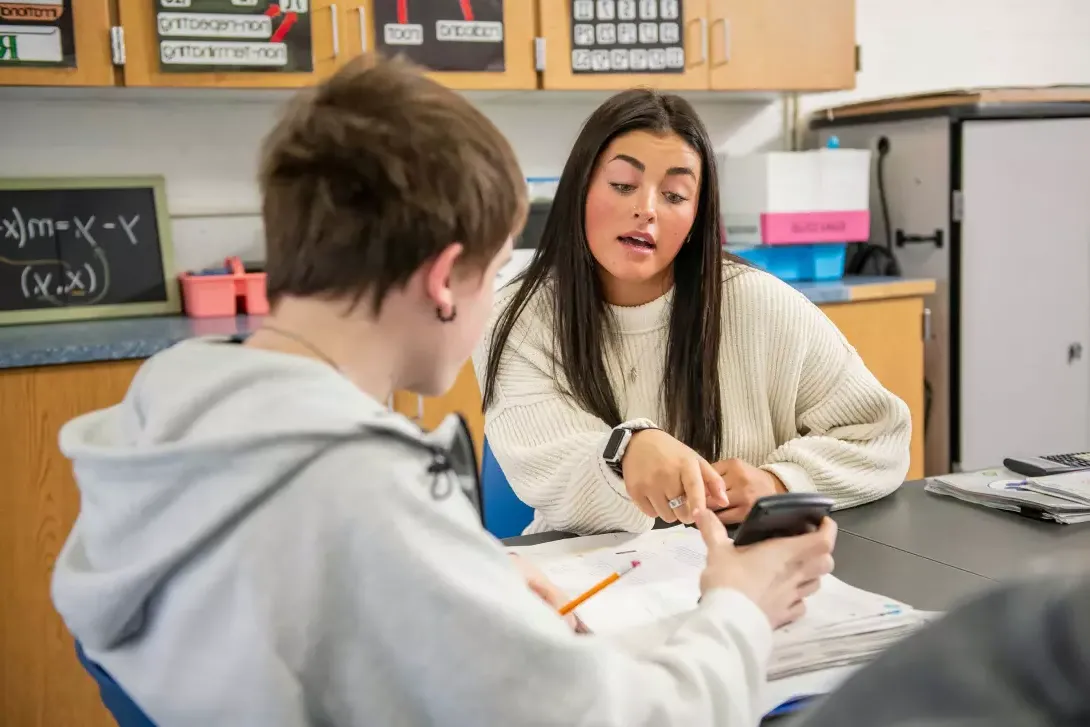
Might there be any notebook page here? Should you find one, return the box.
[517,527,704,631]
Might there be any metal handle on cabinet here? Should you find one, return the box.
[710,18,730,67]
[722,18,731,64]
[330,4,340,58]
[413,395,424,422]
[357,6,368,52]
[922,307,933,341]
[695,18,707,65]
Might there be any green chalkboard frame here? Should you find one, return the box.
[0,176,181,326]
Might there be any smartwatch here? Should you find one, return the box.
[602,423,657,476]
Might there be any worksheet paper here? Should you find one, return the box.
[509,526,935,686]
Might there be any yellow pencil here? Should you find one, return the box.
[558,560,641,616]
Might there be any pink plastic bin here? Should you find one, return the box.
[180,257,269,318]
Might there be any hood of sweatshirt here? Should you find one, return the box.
[51,337,476,652]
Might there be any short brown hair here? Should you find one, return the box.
[259,54,527,311]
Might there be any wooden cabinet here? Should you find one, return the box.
[538,0,710,91]
[393,362,486,466]
[117,0,344,88]
[0,0,857,92]
[0,0,116,87]
[822,296,926,480]
[0,360,140,727]
[346,0,537,90]
[537,0,855,92]
[708,0,856,91]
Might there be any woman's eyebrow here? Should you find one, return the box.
[609,154,696,180]
[610,153,644,171]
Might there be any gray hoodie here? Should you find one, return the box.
[52,337,775,727]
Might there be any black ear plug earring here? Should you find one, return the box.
[437,306,457,323]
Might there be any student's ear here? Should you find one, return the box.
[424,243,464,316]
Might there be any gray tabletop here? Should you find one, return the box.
[504,479,1090,613]
[832,480,1090,582]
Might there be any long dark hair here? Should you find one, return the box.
[482,89,728,461]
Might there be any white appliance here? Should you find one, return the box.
[813,101,1090,475]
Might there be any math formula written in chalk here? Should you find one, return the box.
[0,179,180,325]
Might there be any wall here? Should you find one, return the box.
[0,87,774,272]
[3,0,1090,271]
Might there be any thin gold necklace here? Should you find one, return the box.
[258,325,339,371]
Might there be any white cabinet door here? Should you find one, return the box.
[959,118,1090,470]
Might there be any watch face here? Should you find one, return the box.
[604,427,627,461]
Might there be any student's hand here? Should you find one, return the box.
[622,429,727,524]
[712,458,788,524]
[508,554,589,634]
[695,509,837,629]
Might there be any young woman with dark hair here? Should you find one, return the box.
[478,88,911,536]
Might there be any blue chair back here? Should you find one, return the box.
[75,641,156,727]
[480,439,535,539]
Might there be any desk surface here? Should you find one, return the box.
[833,480,1090,581]
[505,479,1090,613]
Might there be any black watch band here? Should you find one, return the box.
[602,423,657,476]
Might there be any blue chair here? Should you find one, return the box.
[480,439,535,539]
[75,641,156,727]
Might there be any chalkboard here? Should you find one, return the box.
[0,177,180,326]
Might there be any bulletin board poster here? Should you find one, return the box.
[571,0,685,74]
[374,0,505,73]
[0,0,76,68]
[156,0,314,74]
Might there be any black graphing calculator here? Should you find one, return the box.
[1003,452,1090,478]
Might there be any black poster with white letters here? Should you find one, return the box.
[570,0,685,74]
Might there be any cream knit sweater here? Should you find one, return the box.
[474,262,912,536]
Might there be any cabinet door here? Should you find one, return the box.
[539,0,710,91]
[821,297,926,481]
[348,0,535,90]
[0,360,141,727]
[0,0,115,87]
[958,118,1090,472]
[708,0,854,91]
[118,0,344,88]
[394,362,485,467]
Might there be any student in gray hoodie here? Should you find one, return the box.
[50,54,836,727]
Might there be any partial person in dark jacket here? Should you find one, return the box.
[796,571,1090,727]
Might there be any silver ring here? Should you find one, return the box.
[668,495,687,510]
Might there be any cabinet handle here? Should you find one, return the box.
[711,18,730,66]
[331,3,340,58]
[695,17,708,65]
[357,6,368,52]
[413,395,424,422]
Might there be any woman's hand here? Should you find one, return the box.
[695,509,837,629]
[622,429,727,524]
[508,554,589,633]
[712,458,787,524]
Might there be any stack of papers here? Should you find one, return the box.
[508,526,935,706]
[926,469,1090,524]
[768,577,931,679]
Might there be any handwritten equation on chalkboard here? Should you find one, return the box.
[2,209,140,304]
[0,180,179,325]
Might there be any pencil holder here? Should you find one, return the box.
[179,257,269,318]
